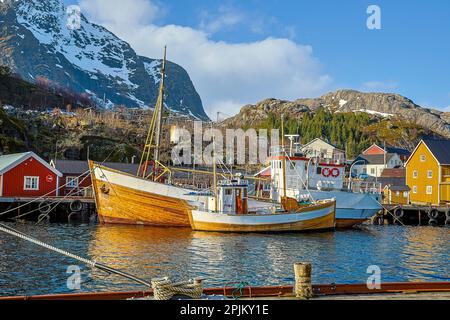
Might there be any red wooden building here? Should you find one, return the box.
[362,143,411,163]
[0,152,62,198]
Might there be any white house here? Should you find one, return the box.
[352,153,403,178]
[300,138,345,164]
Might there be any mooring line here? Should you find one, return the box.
[0,170,91,218]
[0,223,152,288]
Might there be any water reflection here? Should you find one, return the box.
[0,222,449,296]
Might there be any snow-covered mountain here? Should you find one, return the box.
[0,0,208,120]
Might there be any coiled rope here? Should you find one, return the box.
[151,277,203,300]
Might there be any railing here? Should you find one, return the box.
[344,181,382,194]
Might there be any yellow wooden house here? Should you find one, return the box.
[405,139,450,205]
[383,185,410,205]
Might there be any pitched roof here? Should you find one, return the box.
[381,168,406,178]
[363,143,411,156]
[368,176,406,189]
[385,147,411,156]
[301,138,344,152]
[54,160,139,175]
[386,185,410,192]
[0,152,62,176]
[423,139,450,165]
[354,153,398,165]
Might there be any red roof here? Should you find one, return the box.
[381,168,406,178]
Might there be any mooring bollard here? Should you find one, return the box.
[294,262,313,299]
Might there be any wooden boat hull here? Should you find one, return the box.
[189,201,336,233]
[89,162,197,227]
[2,281,449,300]
[336,218,367,229]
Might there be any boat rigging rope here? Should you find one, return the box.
[0,222,152,288]
[35,172,94,224]
[0,170,92,218]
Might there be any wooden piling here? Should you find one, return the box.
[294,263,313,299]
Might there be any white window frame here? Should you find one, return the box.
[413,170,418,179]
[427,170,433,178]
[413,186,417,194]
[24,176,39,191]
[420,154,426,162]
[426,186,432,195]
[66,176,79,188]
[403,191,408,198]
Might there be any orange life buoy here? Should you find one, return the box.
[322,168,331,177]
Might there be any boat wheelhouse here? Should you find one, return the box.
[265,146,382,228]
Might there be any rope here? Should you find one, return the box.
[35,172,93,224]
[0,222,152,287]
[0,170,91,218]
[151,277,203,300]
[376,201,406,226]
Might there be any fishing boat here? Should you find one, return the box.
[261,146,382,228]
[89,47,206,227]
[188,176,336,232]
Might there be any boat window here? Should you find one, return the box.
[225,189,233,195]
[316,167,322,175]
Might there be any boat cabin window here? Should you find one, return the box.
[316,167,322,175]
[225,189,233,195]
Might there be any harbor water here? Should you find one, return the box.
[0,222,449,296]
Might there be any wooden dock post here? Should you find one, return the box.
[294,263,313,299]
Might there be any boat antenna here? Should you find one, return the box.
[138,46,167,178]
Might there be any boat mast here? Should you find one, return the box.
[281,115,287,198]
[137,46,167,179]
[212,124,218,212]
[154,46,167,169]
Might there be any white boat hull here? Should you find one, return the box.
[292,190,381,228]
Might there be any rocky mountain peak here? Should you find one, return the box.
[227,90,450,138]
[0,0,208,120]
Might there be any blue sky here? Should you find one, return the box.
[65,0,450,115]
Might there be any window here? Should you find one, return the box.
[413,170,418,178]
[427,170,433,178]
[420,154,426,162]
[66,177,79,188]
[426,186,432,195]
[403,191,408,198]
[370,168,375,175]
[396,191,400,197]
[413,186,417,194]
[316,167,322,175]
[24,176,39,191]
[225,189,233,196]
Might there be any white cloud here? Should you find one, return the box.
[198,5,245,34]
[79,0,331,119]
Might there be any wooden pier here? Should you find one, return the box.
[0,196,96,223]
[376,203,450,226]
